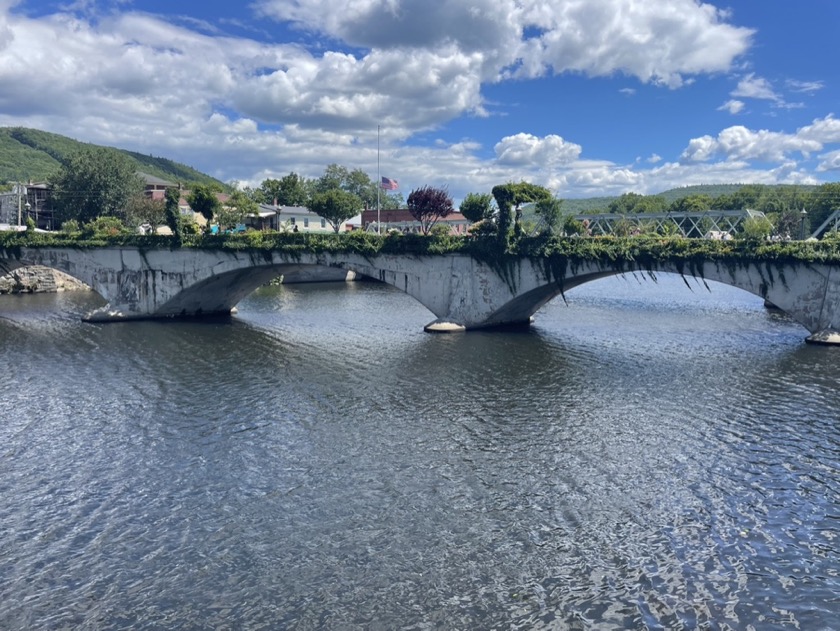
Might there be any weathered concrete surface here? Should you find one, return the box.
[2,246,840,343]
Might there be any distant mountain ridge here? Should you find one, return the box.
[0,127,225,188]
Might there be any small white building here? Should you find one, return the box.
[247,205,358,233]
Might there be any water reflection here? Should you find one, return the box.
[0,275,837,629]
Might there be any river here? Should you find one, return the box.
[0,274,837,630]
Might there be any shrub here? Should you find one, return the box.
[61,219,81,234]
[84,216,128,237]
[563,216,586,236]
[181,220,202,236]
[468,220,497,236]
[739,216,773,243]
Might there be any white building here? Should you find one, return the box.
[247,205,360,233]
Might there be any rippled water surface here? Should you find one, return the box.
[1,275,838,630]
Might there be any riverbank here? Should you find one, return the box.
[0,265,90,294]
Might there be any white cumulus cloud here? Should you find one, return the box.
[680,116,840,164]
[494,133,582,166]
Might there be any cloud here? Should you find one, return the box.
[718,99,745,115]
[494,133,582,166]
[0,0,755,149]
[799,114,840,143]
[680,115,840,164]
[817,150,840,172]
[254,0,753,88]
[512,0,753,87]
[787,79,824,94]
[731,73,779,101]
[0,0,829,204]
[730,73,816,110]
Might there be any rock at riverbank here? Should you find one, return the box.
[0,266,90,294]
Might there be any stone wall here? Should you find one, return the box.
[0,265,90,294]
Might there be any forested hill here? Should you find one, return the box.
[562,184,818,213]
[0,127,224,188]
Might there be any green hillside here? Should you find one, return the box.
[0,127,225,188]
[561,196,617,213]
[562,183,819,213]
[654,184,748,203]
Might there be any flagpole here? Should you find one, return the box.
[377,125,381,235]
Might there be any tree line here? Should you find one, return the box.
[26,145,840,242]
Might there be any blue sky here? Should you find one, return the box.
[1,0,839,203]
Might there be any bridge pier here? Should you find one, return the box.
[805,330,840,345]
[424,319,467,333]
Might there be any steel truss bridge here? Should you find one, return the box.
[571,209,767,238]
[812,209,840,238]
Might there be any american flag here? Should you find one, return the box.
[380,176,399,190]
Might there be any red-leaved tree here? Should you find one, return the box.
[406,185,454,235]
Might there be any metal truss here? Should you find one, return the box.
[571,209,767,238]
[810,209,840,239]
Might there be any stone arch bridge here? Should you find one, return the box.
[2,245,840,344]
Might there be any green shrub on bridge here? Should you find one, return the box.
[5,229,840,268]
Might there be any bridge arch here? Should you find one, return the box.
[152,262,362,317]
[0,256,99,298]
[477,258,840,343]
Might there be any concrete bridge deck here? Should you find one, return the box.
[2,242,840,344]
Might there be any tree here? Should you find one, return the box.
[344,168,378,209]
[187,184,222,224]
[238,184,266,205]
[312,164,387,209]
[260,178,282,205]
[308,189,361,233]
[739,216,773,243]
[261,173,309,207]
[217,190,258,231]
[51,147,144,225]
[165,187,182,240]
[563,215,587,236]
[491,182,552,239]
[459,192,495,224]
[731,185,763,210]
[406,186,454,235]
[608,192,666,214]
[668,194,713,214]
[124,195,166,230]
[314,163,350,194]
[768,208,801,240]
[380,191,404,210]
[534,197,564,235]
